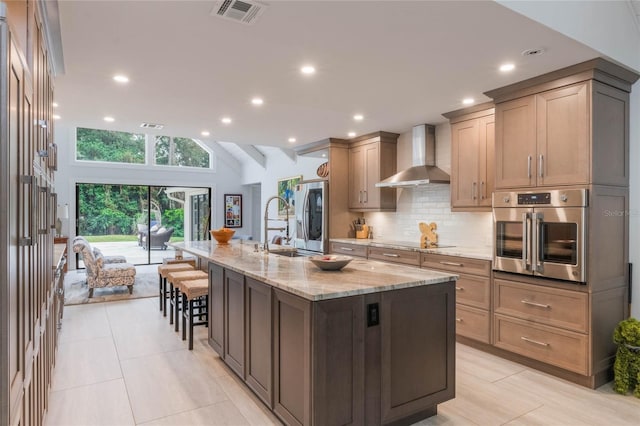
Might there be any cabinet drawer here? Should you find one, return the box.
[494,279,588,333]
[330,242,367,258]
[494,314,588,375]
[455,274,491,310]
[456,305,490,343]
[368,246,420,266]
[421,253,491,277]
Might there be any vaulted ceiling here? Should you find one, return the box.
[54,1,617,154]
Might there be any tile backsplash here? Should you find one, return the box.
[364,184,493,247]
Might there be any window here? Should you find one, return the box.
[155,136,211,168]
[76,127,145,164]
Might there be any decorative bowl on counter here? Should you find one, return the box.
[210,228,235,244]
[309,255,353,271]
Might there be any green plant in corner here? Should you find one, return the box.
[613,317,640,397]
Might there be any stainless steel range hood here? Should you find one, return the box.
[376,124,450,188]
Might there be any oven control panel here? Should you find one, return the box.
[517,193,551,205]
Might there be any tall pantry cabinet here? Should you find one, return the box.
[1,2,60,425]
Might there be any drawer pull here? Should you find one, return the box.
[340,247,354,251]
[440,261,463,267]
[455,287,464,291]
[521,299,551,309]
[383,253,400,258]
[456,318,463,322]
[521,336,549,347]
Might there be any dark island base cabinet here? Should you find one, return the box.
[208,261,455,425]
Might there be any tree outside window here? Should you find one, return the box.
[155,136,211,168]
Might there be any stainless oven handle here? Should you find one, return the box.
[533,212,543,272]
[522,212,530,270]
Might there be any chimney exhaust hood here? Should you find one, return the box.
[376,124,450,188]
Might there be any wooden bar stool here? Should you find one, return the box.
[166,269,208,332]
[180,278,209,350]
[157,263,195,315]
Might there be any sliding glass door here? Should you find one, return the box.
[76,183,210,266]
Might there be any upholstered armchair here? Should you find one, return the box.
[72,239,136,298]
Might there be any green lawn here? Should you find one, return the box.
[84,235,186,243]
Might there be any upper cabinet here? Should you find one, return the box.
[348,132,398,212]
[444,104,495,211]
[487,58,638,190]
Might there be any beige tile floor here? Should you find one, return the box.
[45,297,640,425]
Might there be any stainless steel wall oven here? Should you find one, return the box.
[493,189,587,283]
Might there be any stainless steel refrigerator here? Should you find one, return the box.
[294,179,328,254]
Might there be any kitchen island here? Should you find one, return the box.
[172,240,458,426]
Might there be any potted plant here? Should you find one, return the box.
[613,317,640,397]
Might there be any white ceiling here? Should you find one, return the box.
[54,0,607,149]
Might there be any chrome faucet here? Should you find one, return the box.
[264,195,290,253]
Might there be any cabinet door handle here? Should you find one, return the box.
[382,253,399,258]
[481,181,485,200]
[539,154,544,178]
[439,261,463,267]
[455,286,463,291]
[456,318,463,322]
[358,191,362,203]
[472,182,477,200]
[363,190,368,203]
[340,247,354,251]
[521,336,549,347]
[521,299,550,309]
[527,155,532,179]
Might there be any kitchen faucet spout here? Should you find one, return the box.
[264,196,290,253]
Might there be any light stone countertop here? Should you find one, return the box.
[171,240,458,301]
[330,238,493,261]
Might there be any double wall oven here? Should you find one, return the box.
[493,189,587,283]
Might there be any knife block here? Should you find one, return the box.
[356,225,369,239]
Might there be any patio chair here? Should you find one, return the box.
[72,239,136,298]
[142,226,174,250]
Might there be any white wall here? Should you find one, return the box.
[364,124,493,247]
[54,124,247,263]
[499,0,640,326]
[241,146,326,244]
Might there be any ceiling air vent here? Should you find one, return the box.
[140,122,164,130]
[211,0,268,25]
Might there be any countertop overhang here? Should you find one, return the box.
[170,240,458,301]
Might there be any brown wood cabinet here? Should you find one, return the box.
[208,263,455,425]
[208,262,225,356]
[368,246,420,267]
[489,61,635,190]
[2,3,60,425]
[421,253,492,344]
[245,277,273,407]
[444,104,495,211]
[348,132,398,212]
[224,268,245,378]
[329,241,368,258]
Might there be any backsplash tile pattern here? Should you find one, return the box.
[364,184,493,247]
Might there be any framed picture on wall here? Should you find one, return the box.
[277,175,301,217]
[224,194,242,228]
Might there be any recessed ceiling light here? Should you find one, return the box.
[53,114,61,120]
[52,102,59,108]
[499,63,515,72]
[353,114,364,121]
[521,48,545,57]
[301,65,316,75]
[103,116,115,122]
[462,98,475,105]
[201,131,210,137]
[288,137,296,143]
[348,132,356,137]
[113,74,129,83]
[321,153,327,158]
[221,117,232,124]
[251,97,264,106]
